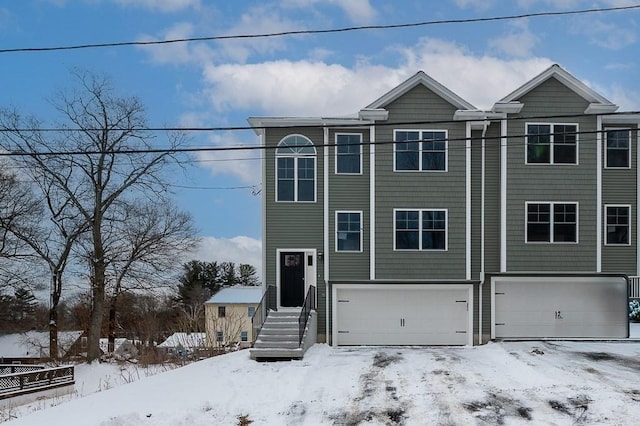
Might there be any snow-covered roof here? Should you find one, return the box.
[0,331,83,358]
[206,286,263,305]
[99,338,136,353]
[157,333,206,349]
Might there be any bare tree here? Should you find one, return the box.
[100,201,197,353]
[0,70,187,361]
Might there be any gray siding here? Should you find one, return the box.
[602,125,639,274]
[328,128,371,280]
[264,127,326,337]
[506,77,598,271]
[374,84,468,279]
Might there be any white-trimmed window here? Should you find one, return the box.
[605,129,631,168]
[216,331,223,342]
[335,133,362,174]
[605,205,631,245]
[247,306,256,317]
[276,135,316,202]
[526,202,578,243]
[240,331,248,342]
[394,209,447,251]
[218,306,226,317]
[336,211,362,252]
[394,130,447,171]
[526,123,578,164]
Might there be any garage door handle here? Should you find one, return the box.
[337,299,350,303]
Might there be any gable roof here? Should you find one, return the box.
[495,64,618,113]
[158,332,206,349]
[0,331,83,358]
[206,286,263,304]
[366,70,476,111]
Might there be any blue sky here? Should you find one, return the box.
[1,0,639,271]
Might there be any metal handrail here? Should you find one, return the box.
[251,285,276,345]
[298,285,316,347]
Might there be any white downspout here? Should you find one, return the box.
[323,126,330,343]
[479,120,488,344]
[500,118,508,272]
[596,116,602,272]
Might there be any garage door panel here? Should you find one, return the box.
[494,277,628,339]
[335,285,471,346]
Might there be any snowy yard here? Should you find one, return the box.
[4,333,640,425]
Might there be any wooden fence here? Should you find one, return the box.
[0,364,74,400]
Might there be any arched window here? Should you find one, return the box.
[276,135,316,202]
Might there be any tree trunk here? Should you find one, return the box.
[87,259,106,362]
[49,305,58,360]
[108,297,116,353]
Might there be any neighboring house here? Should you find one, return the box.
[98,338,139,359]
[0,331,83,362]
[204,286,262,348]
[157,332,206,357]
[249,64,638,348]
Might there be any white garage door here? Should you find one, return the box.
[493,276,628,339]
[333,284,472,346]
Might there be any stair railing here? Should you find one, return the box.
[251,285,276,345]
[298,285,316,347]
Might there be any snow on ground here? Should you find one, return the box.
[4,333,640,425]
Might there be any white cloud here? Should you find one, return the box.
[138,22,215,65]
[191,236,262,278]
[453,0,494,10]
[606,83,640,111]
[572,17,637,50]
[283,0,377,24]
[488,19,539,57]
[113,0,201,12]
[195,132,262,185]
[200,37,553,114]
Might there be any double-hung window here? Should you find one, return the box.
[247,306,256,318]
[336,133,362,174]
[526,123,577,164]
[336,211,362,252]
[526,202,578,243]
[276,135,316,202]
[394,130,447,171]
[605,129,630,168]
[394,209,447,250]
[605,205,630,245]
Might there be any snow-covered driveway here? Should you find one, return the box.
[6,340,640,425]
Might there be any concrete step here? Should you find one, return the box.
[250,347,303,360]
[257,333,299,341]
[262,321,298,328]
[253,340,299,349]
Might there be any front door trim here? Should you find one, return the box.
[276,248,317,309]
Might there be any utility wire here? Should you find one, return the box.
[1,111,638,134]
[0,5,638,54]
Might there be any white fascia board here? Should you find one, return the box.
[498,64,616,108]
[366,71,476,111]
[358,108,389,121]
[247,117,370,134]
[585,103,619,114]
[492,102,524,114]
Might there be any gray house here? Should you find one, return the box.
[248,64,638,352]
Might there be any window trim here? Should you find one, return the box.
[604,204,632,246]
[393,129,448,172]
[525,122,579,165]
[335,210,363,253]
[335,133,363,175]
[393,208,448,251]
[240,331,248,342]
[275,134,317,203]
[525,201,579,244]
[215,331,223,342]
[604,128,632,169]
[247,306,256,318]
[218,306,226,318]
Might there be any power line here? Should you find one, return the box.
[1,111,638,134]
[1,5,638,54]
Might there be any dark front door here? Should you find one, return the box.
[280,252,305,307]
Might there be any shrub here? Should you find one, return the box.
[630,300,640,321]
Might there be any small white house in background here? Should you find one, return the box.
[205,286,263,349]
[98,338,139,359]
[157,332,206,357]
[0,331,83,361]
